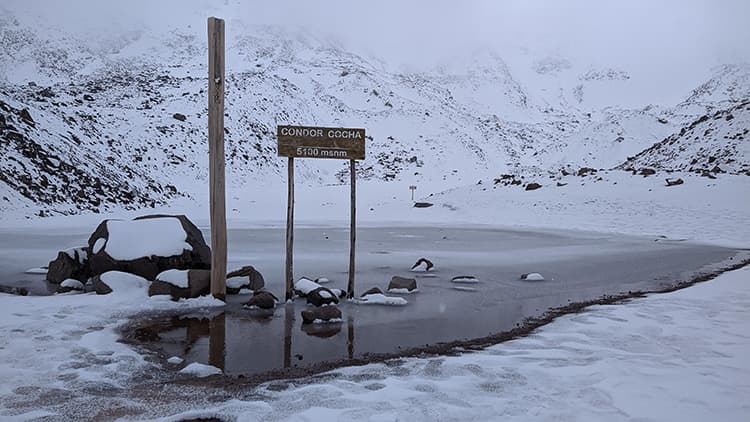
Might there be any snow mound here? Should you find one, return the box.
[294,277,321,295]
[92,237,106,254]
[167,356,184,365]
[99,271,150,295]
[156,269,189,288]
[522,273,545,281]
[105,218,192,261]
[388,288,419,294]
[351,294,408,306]
[60,279,84,290]
[179,362,222,378]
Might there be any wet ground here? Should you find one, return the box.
[0,225,745,381]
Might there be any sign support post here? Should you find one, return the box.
[285,157,295,301]
[208,17,226,301]
[347,159,356,298]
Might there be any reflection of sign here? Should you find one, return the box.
[277,125,365,160]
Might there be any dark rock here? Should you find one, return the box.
[525,183,542,191]
[83,94,94,101]
[244,290,278,309]
[711,165,723,173]
[301,306,342,324]
[556,182,568,187]
[411,257,434,271]
[0,285,29,296]
[47,247,89,284]
[361,287,383,297]
[148,269,210,299]
[639,168,656,176]
[87,215,211,281]
[413,202,433,208]
[172,113,187,122]
[226,265,265,294]
[665,178,684,187]
[388,276,417,292]
[19,109,34,125]
[91,274,113,295]
[577,167,596,177]
[306,287,340,307]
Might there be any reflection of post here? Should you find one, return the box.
[208,313,226,371]
[347,159,356,298]
[347,316,354,360]
[284,303,293,368]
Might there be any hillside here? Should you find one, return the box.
[619,100,750,176]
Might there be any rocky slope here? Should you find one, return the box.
[0,11,748,217]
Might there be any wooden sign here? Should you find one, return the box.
[277,125,365,160]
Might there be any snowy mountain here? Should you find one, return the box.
[0,10,748,217]
[619,99,750,176]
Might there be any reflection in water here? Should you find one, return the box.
[209,313,226,371]
[347,316,354,360]
[284,303,293,369]
[301,321,342,338]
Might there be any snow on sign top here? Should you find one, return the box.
[105,218,193,261]
[277,125,365,160]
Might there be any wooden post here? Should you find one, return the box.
[285,157,295,301]
[347,159,356,298]
[208,17,227,301]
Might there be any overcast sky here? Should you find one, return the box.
[4,0,750,80]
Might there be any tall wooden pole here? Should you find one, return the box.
[347,159,356,298]
[208,17,227,301]
[285,157,295,301]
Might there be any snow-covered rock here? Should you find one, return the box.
[521,273,545,281]
[351,293,408,306]
[179,362,222,378]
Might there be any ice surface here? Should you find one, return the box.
[156,269,189,288]
[179,363,222,378]
[105,218,192,261]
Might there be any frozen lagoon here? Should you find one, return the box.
[1,225,741,379]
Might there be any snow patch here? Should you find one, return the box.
[105,218,192,261]
[522,273,545,281]
[60,279,84,290]
[92,237,106,254]
[351,294,408,306]
[167,356,184,365]
[226,276,247,289]
[156,269,189,288]
[295,277,321,295]
[388,288,419,294]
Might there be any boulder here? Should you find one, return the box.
[665,178,684,187]
[172,113,187,122]
[0,285,29,296]
[306,287,340,307]
[244,290,278,309]
[294,277,322,297]
[361,287,383,297]
[410,257,434,271]
[413,202,434,208]
[388,276,417,292]
[148,269,210,299]
[226,265,265,294]
[520,272,545,281]
[525,182,542,191]
[87,215,210,281]
[301,306,342,324]
[329,288,347,298]
[639,168,656,176]
[47,246,90,284]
